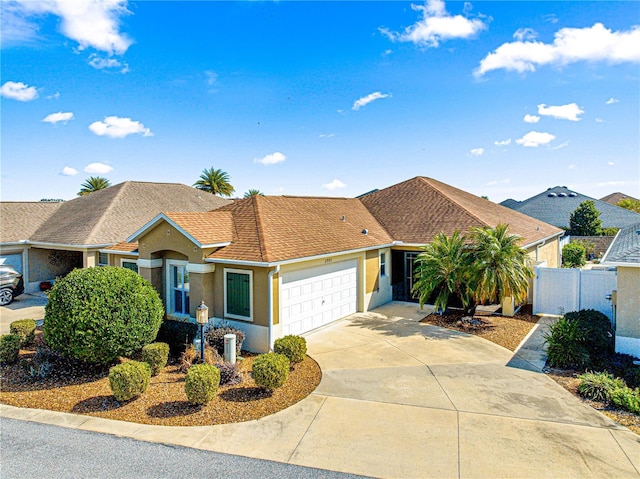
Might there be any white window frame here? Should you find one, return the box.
[380,252,387,277]
[120,258,139,274]
[165,259,190,318]
[224,268,253,322]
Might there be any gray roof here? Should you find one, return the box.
[1,202,63,243]
[3,182,230,247]
[602,222,640,265]
[500,186,640,229]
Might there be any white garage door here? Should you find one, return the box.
[281,260,358,335]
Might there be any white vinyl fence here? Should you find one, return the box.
[533,267,617,319]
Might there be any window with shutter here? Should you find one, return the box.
[224,269,253,321]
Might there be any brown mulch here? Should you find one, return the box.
[0,331,321,426]
[419,305,540,351]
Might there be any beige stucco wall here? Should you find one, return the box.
[137,221,210,264]
[526,237,560,268]
[616,266,640,341]
[28,247,82,283]
[108,253,138,267]
[212,264,271,327]
[365,249,380,294]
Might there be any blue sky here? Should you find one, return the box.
[1,0,639,203]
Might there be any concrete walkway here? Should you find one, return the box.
[2,302,639,478]
[0,292,47,334]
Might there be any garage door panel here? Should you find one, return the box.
[281,260,357,335]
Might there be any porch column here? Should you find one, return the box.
[83,251,96,268]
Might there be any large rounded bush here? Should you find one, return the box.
[185,364,220,405]
[252,353,290,391]
[44,267,164,365]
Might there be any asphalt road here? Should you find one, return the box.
[0,418,370,479]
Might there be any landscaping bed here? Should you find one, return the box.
[0,329,321,427]
[419,305,539,351]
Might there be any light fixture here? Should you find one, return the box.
[196,300,209,363]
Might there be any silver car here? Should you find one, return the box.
[0,265,25,306]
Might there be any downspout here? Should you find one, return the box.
[267,265,280,351]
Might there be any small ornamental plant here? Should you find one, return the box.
[0,334,21,364]
[206,326,245,356]
[274,335,307,364]
[141,342,170,376]
[109,361,151,402]
[252,353,290,391]
[185,364,220,405]
[10,319,37,347]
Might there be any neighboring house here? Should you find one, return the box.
[0,182,229,292]
[359,177,564,303]
[126,176,563,352]
[600,192,638,205]
[601,222,640,358]
[501,186,640,230]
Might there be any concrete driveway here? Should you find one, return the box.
[2,301,639,478]
[0,292,47,334]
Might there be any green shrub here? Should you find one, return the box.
[577,371,625,402]
[562,243,586,268]
[274,335,307,364]
[206,325,245,356]
[610,387,640,414]
[544,317,589,369]
[141,342,169,376]
[10,319,37,347]
[0,334,21,364]
[23,346,57,380]
[108,361,151,402]
[155,320,198,358]
[602,227,619,236]
[185,364,220,405]
[564,309,614,364]
[44,267,164,365]
[252,353,289,390]
[178,344,220,373]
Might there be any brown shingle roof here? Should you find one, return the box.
[359,177,562,246]
[1,202,63,243]
[164,212,234,246]
[600,192,638,205]
[28,181,229,246]
[104,241,139,253]
[207,196,394,263]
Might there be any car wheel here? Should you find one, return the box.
[0,289,14,306]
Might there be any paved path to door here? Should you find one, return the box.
[2,302,639,478]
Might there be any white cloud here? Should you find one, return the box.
[516,131,556,147]
[319,133,335,138]
[322,179,346,190]
[352,92,390,111]
[254,152,286,166]
[60,166,78,176]
[605,97,619,105]
[513,28,537,42]
[11,0,133,55]
[382,0,486,47]
[494,138,511,146]
[89,116,153,138]
[608,161,615,166]
[42,112,74,124]
[550,141,569,150]
[568,164,576,170]
[205,70,218,86]
[597,180,626,187]
[595,117,604,123]
[537,103,584,121]
[524,114,540,123]
[0,81,38,101]
[475,23,640,77]
[46,92,60,100]
[89,54,129,73]
[84,162,113,174]
[470,147,484,156]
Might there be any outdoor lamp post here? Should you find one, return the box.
[196,300,209,364]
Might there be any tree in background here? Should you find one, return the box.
[616,198,640,213]
[193,167,235,197]
[244,189,265,198]
[569,200,602,236]
[562,242,586,268]
[78,176,110,196]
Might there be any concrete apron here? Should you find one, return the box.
[2,301,639,479]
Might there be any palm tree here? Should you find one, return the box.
[244,189,265,198]
[193,167,235,197]
[412,231,472,314]
[78,176,111,196]
[468,223,533,306]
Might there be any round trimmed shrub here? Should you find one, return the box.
[562,243,586,268]
[10,319,37,347]
[155,320,198,358]
[274,335,307,364]
[108,360,151,402]
[252,353,290,391]
[44,267,164,365]
[0,334,21,364]
[141,342,169,376]
[564,309,614,362]
[185,364,220,405]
